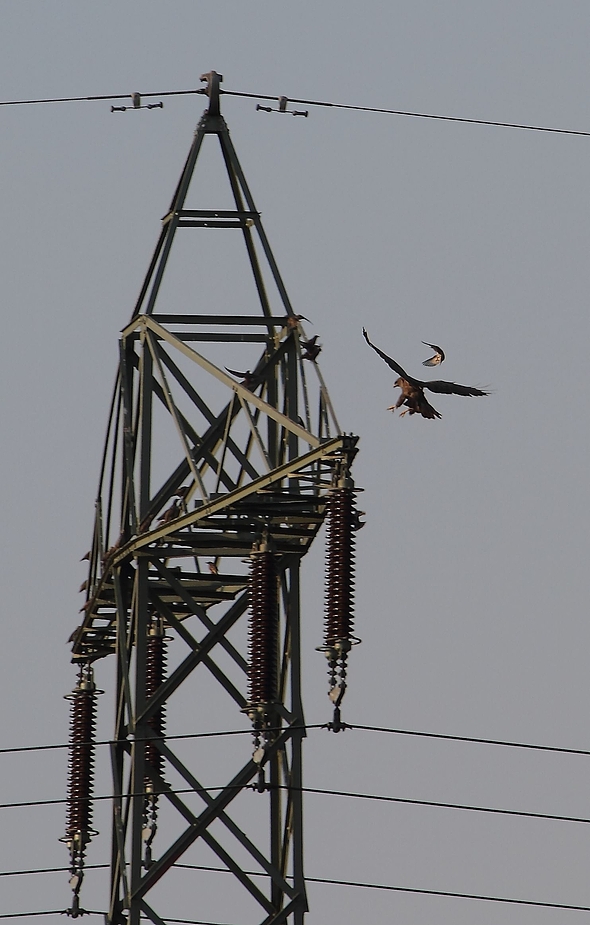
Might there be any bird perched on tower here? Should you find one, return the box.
[225,367,259,389]
[362,328,488,419]
[301,335,322,361]
[158,498,182,524]
[285,313,310,330]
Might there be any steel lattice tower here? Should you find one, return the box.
[65,72,360,925]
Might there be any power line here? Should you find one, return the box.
[0,911,237,925]
[5,862,588,914]
[0,88,205,107]
[0,785,234,812]
[0,863,106,878]
[141,919,237,925]
[0,725,260,757]
[174,864,590,913]
[2,721,590,758]
[4,782,590,830]
[224,88,590,137]
[0,83,589,139]
[0,914,102,921]
[304,874,590,913]
[349,722,590,756]
[297,784,590,826]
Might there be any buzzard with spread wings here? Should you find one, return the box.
[362,328,488,419]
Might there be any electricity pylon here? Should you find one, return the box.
[64,72,360,925]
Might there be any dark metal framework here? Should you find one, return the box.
[67,72,359,925]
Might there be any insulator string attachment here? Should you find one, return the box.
[61,663,100,917]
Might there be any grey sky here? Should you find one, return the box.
[1,2,589,922]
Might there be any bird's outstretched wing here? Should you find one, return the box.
[424,380,488,397]
[362,328,413,381]
[422,342,445,366]
[363,329,488,397]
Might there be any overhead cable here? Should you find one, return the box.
[140,919,237,925]
[304,874,590,912]
[174,863,590,912]
[349,722,590,756]
[0,912,230,925]
[0,863,107,879]
[1,721,589,758]
[0,89,203,107]
[0,723,590,756]
[0,725,258,756]
[0,84,589,138]
[0,913,102,920]
[3,862,588,913]
[225,88,590,137]
[298,784,590,826]
[3,782,590,829]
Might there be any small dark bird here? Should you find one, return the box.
[352,510,366,531]
[207,561,219,575]
[301,335,322,361]
[142,486,189,533]
[78,580,88,593]
[80,551,90,562]
[138,514,154,534]
[225,367,258,389]
[158,498,182,524]
[102,534,123,566]
[422,342,445,366]
[363,328,488,419]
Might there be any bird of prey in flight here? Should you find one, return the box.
[422,341,445,366]
[362,328,488,419]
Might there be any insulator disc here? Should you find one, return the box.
[248,551,278,707]
[324,488,356,646]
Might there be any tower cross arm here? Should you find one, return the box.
[133,315,321,446]
[112,436,346,560]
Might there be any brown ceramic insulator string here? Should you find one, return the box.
[247,549,278,708]
[324,487,356,647]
